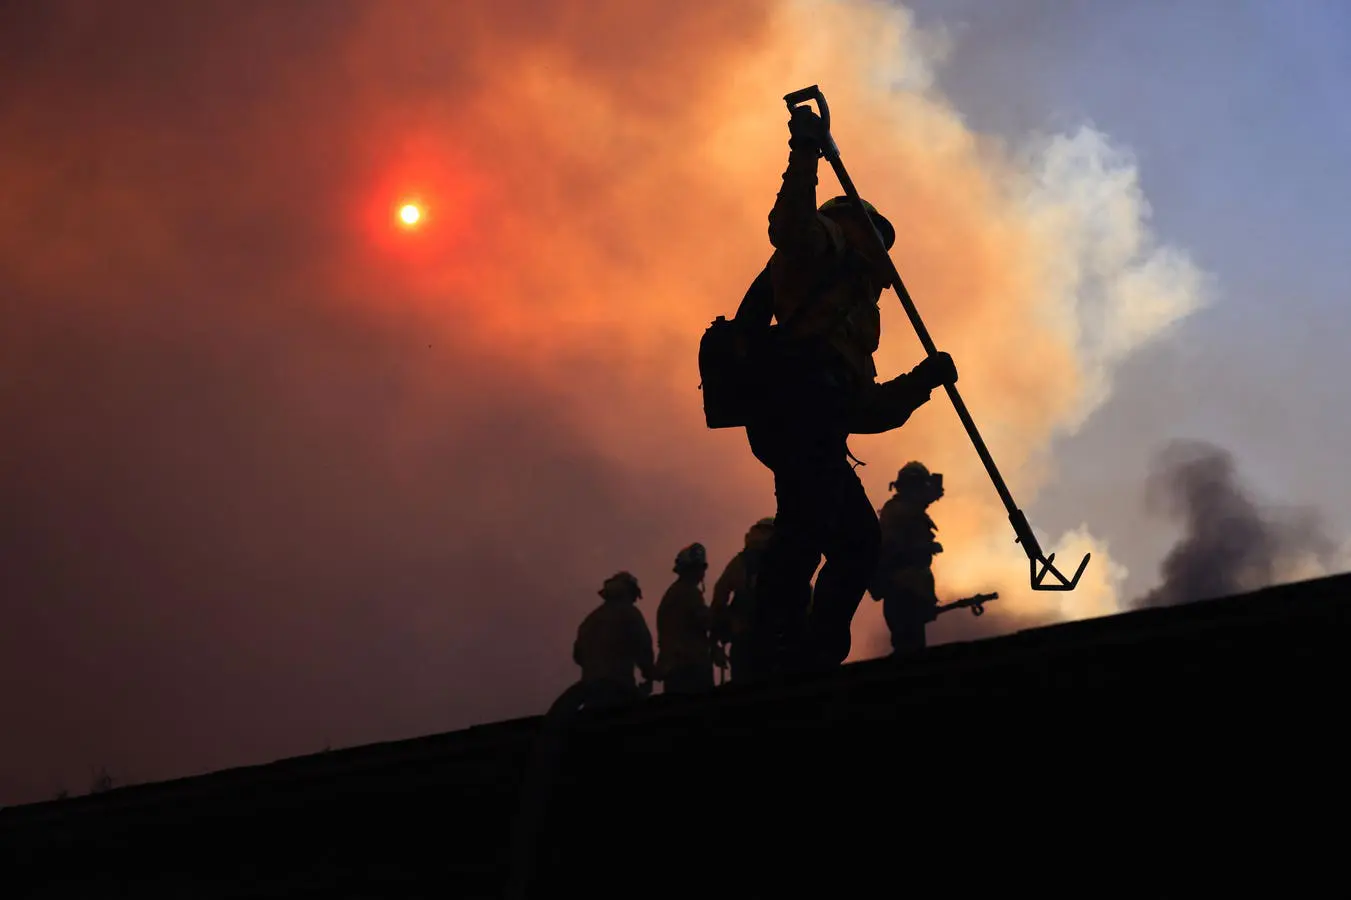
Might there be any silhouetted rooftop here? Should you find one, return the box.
[6,572,1348,897]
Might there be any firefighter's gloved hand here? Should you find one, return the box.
[910,351,958,390]
[788,106,825,152]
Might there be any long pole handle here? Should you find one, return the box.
[783,86,1089,591]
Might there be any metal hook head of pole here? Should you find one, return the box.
[1011,509,1091,591]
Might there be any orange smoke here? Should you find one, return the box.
[0,0,1210,802]
[313,0,1200,646]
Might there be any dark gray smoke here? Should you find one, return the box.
[1132,440,1338,609]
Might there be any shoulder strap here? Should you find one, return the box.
[733,263,774,328]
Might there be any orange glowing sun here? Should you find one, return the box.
[398,202,421,226]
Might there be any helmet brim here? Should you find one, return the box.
[820,197,895,250]
[872,213,896,250]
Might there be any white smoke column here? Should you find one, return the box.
[1021,127,1215,432]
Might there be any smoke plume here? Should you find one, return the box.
[1,0,1210,802]
[1131,440,1344,609]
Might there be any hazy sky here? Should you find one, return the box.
[900,0,1351,595]
[2,0,1346,805]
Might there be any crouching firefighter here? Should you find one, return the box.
[656,543,719,694]
[710,517,775,682]
[871,461,945,656]
[697,102,959,677]
[573,571,657,698]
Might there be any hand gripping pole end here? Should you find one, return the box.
[783,85,839,160]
